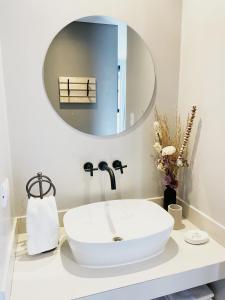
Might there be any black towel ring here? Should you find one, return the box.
[26,172,56,199]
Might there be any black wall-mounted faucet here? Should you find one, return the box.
[98,161,116,190]
[112,160,127,174]
[83,162,98,176]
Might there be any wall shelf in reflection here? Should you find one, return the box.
[58,76,96,103]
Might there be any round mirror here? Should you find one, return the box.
[43,16,155,136]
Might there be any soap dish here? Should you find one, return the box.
[184,230,209,245]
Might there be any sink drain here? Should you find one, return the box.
[113,236,123,242]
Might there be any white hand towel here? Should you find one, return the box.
[26,195,59,255]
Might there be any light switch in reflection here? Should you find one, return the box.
[130,112,135,126]
[0,178,9,208]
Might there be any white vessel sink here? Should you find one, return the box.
[63,199,174,268]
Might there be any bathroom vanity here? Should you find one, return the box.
[10,216,225,300]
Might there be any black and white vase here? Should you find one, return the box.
[163,185,177,211]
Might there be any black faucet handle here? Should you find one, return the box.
[112,160,127,174]
[83,162,98,176]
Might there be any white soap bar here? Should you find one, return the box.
[184,230,209,245]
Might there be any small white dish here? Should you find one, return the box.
[184,230,209,245]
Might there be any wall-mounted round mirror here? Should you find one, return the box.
[43,16,155,136]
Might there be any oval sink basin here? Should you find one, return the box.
[63,199,174,268]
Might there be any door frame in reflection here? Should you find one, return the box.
[117,22,127,133]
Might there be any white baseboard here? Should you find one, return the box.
[0,218,17,300]
[177,197,225,247]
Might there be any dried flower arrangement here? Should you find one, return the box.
[153,105,197,190]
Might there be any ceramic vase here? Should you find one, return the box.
[163,185,176,211]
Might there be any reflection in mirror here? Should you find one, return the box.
[43,16,155,136]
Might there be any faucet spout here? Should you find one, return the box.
[98,161,116,190]
[105,166,116,190]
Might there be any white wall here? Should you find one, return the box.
[178,0,225,226]
[178,2,225,296]
[0,0,182,216]
[0,41,13,299]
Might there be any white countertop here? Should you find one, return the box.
[11,220,225,300]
